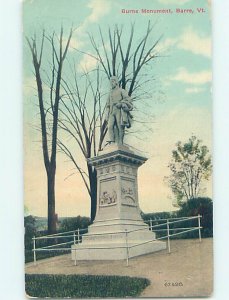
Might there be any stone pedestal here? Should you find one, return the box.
[71,144,166,260]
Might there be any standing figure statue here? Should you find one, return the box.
[106,76,133,145]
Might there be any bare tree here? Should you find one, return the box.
[26,27,73,233]
[78,21,162,99]
[58,22,162,221]
[57,66,106,221]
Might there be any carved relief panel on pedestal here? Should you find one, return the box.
[99,177,117,207]
[120,176,137,207]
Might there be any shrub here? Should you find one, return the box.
[141,198,213,239]
[176,197,213,238]
[142,211,176,222]
[141,211,177,238]
[25,215,92,263]
[24,215,36,250]
[59,215,91,232]
[25,274,150,298]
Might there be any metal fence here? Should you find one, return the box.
[32,214,202,266]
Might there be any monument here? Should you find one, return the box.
[71,76,166,260]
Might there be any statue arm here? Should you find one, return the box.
[121,89,133,111]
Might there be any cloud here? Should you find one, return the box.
[156,38,177,54]
[77,0,111,36]
[157,27,211,58]
[62,36,85,51]
[87,0,111,22]
[170,68,212,85]
[78,54,98,72]
[77,43,109,72]
[177,27,211,58]
[185,87,205,94]
[74,0,112,51]
[158,0,191,4]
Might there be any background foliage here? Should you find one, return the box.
[25,197,213,262]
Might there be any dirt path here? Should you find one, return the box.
[25,238,213,297]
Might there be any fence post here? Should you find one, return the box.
[125,230,129,267]
[149,219,153,231]
[73,231,76,245]
[33,236,37,266]
[167,219,171,253]
[77,228,80,243]
[74,249,77,266]
[198,214,202,242]
[73,231,77,266]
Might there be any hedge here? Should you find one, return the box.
[25,274,150,298]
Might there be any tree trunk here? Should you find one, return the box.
[47,171,57,234]
[88,164,97,222]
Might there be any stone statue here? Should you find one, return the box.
[106,76,133,144]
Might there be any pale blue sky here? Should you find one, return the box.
[23,0,212,217]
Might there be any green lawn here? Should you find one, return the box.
[25,274,150,298]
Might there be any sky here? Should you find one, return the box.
[23,0,212,217]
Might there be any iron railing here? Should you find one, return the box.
[31,214,202,266]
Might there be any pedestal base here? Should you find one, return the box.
[71,145,166,261]
[71,218,166,260]
[71,241,166,260]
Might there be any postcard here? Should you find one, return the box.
[24,0,213,297]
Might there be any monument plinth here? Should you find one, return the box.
[71,144,166,260]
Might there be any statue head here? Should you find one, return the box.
[110,76,119,89]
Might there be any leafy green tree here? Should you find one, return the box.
[165,136,212,206]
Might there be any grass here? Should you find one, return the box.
[25,274,150,298]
